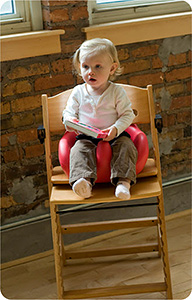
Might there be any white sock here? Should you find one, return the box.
[72,178,92,198]
[115,181,131,200]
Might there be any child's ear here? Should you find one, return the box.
[110,62,118,75]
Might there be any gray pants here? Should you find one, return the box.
[69,136,138,186]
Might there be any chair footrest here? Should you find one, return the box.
[50,177,161,204]
[65,243,159,259]
[61,217,158,234]
[63,282,167,299]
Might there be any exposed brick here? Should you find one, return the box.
[116,78,128,85]
[71,6,88,20]
[51,140,59,153]
[1,133,16,147]
[161,167,168,178]
[152,57,163,69]
[155,83,184,99]
[50,8,69,22]
[61,25,80,39]
[42,8,50,22]
[165,67,191,82]
[41,0,50,5]
[186,80,191,92]
[76,76,84,85]
[189,148,192,159]
[1,135,9,148]
[177,110,191,124]
[162,152,188,165]
[42,0,80,6]
[164,161,191,177]
[34,111,43,124]
[25,144,44,158]
[122,59,150,74]
[7,63,50,79]
[17,129,37,143]
[11,95,41,113]
[118,48,129,61]
[161,128,183,141]
[1,116,14,131]
[183,125,191,138]
[3,80,32,97]
[170,95,191,110]
[0,196,17,209]
[166,83,184,96]
[1,102,11,115]
[168,53,186,66]
[155,102,161,114]
[173,139,191,151]
[3,148,20,163]
[35,74,74,91]
[154,87,162,99]
[61,39,82,54]
[131,45,159,58]
[163,114,176,127]
[51,58,72,73]
[12,114,34,128]
[188,50,192,62]
[129,72,164,86]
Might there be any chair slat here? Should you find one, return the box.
[65,243,159,259]
[120,84,150,124]
[61,217,158,234]
[47,89,72,132]
[63,282,167,299]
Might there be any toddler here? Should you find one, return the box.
[63,38,137,200]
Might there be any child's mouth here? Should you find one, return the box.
[89,78,96,82]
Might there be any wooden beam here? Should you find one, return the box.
[61,217,158,234]
[1,30,64,61]
[65,243,159,259]
[82,12,192,45]
[63,282,167,299]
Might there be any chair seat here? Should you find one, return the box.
[50,176,161,205]
[51,158,157,185]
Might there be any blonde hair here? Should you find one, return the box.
[73,38,122,81]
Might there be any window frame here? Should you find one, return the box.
[88,0,191,25]
[0,0,43,35]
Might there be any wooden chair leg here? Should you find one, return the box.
[157,205,162,258]
[157,195,173,299]
[50,202,64,299]
[56,213,66,267]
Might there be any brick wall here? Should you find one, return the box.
[1,0,191,222]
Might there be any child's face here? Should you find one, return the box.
[80,51,117,92]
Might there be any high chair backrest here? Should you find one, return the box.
[41,84,160,196]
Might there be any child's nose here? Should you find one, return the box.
[88,68,94,75]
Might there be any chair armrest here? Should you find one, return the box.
[155,114,163,133]
[37,125,46,144]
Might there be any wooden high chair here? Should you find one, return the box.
[40,84,172,299]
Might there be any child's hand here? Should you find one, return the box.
[102,126,117,141]
[65,117,79,134]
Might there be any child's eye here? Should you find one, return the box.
[83,65,88,69]
[95,64,101,69]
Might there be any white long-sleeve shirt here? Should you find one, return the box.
[63,82,135,136]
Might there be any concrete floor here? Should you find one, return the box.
[1,179,191,263]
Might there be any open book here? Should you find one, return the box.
[65,120,108,139]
